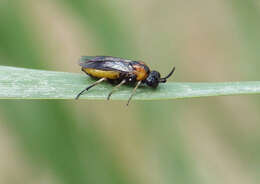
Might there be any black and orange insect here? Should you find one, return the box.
[75,56,175,105]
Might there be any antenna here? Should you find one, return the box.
[159,66,175,83]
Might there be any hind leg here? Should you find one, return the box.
[75,78,107,100]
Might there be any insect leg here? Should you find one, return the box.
[107,79,126,100]
[126,80,142,106]
[75,78,107,100]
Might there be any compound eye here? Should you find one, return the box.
[145,71,160,88]
[145,77,156,88]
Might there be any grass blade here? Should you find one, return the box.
[1,65,260,100]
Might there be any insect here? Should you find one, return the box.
[75,56,175,105]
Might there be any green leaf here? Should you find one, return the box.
[1,65,260,100]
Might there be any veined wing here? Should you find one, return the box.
[79,56,134,73]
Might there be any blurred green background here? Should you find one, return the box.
[0,0,260,183]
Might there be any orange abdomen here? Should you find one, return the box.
[82,68,120,79]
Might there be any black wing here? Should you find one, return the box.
[79,56,134,73]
